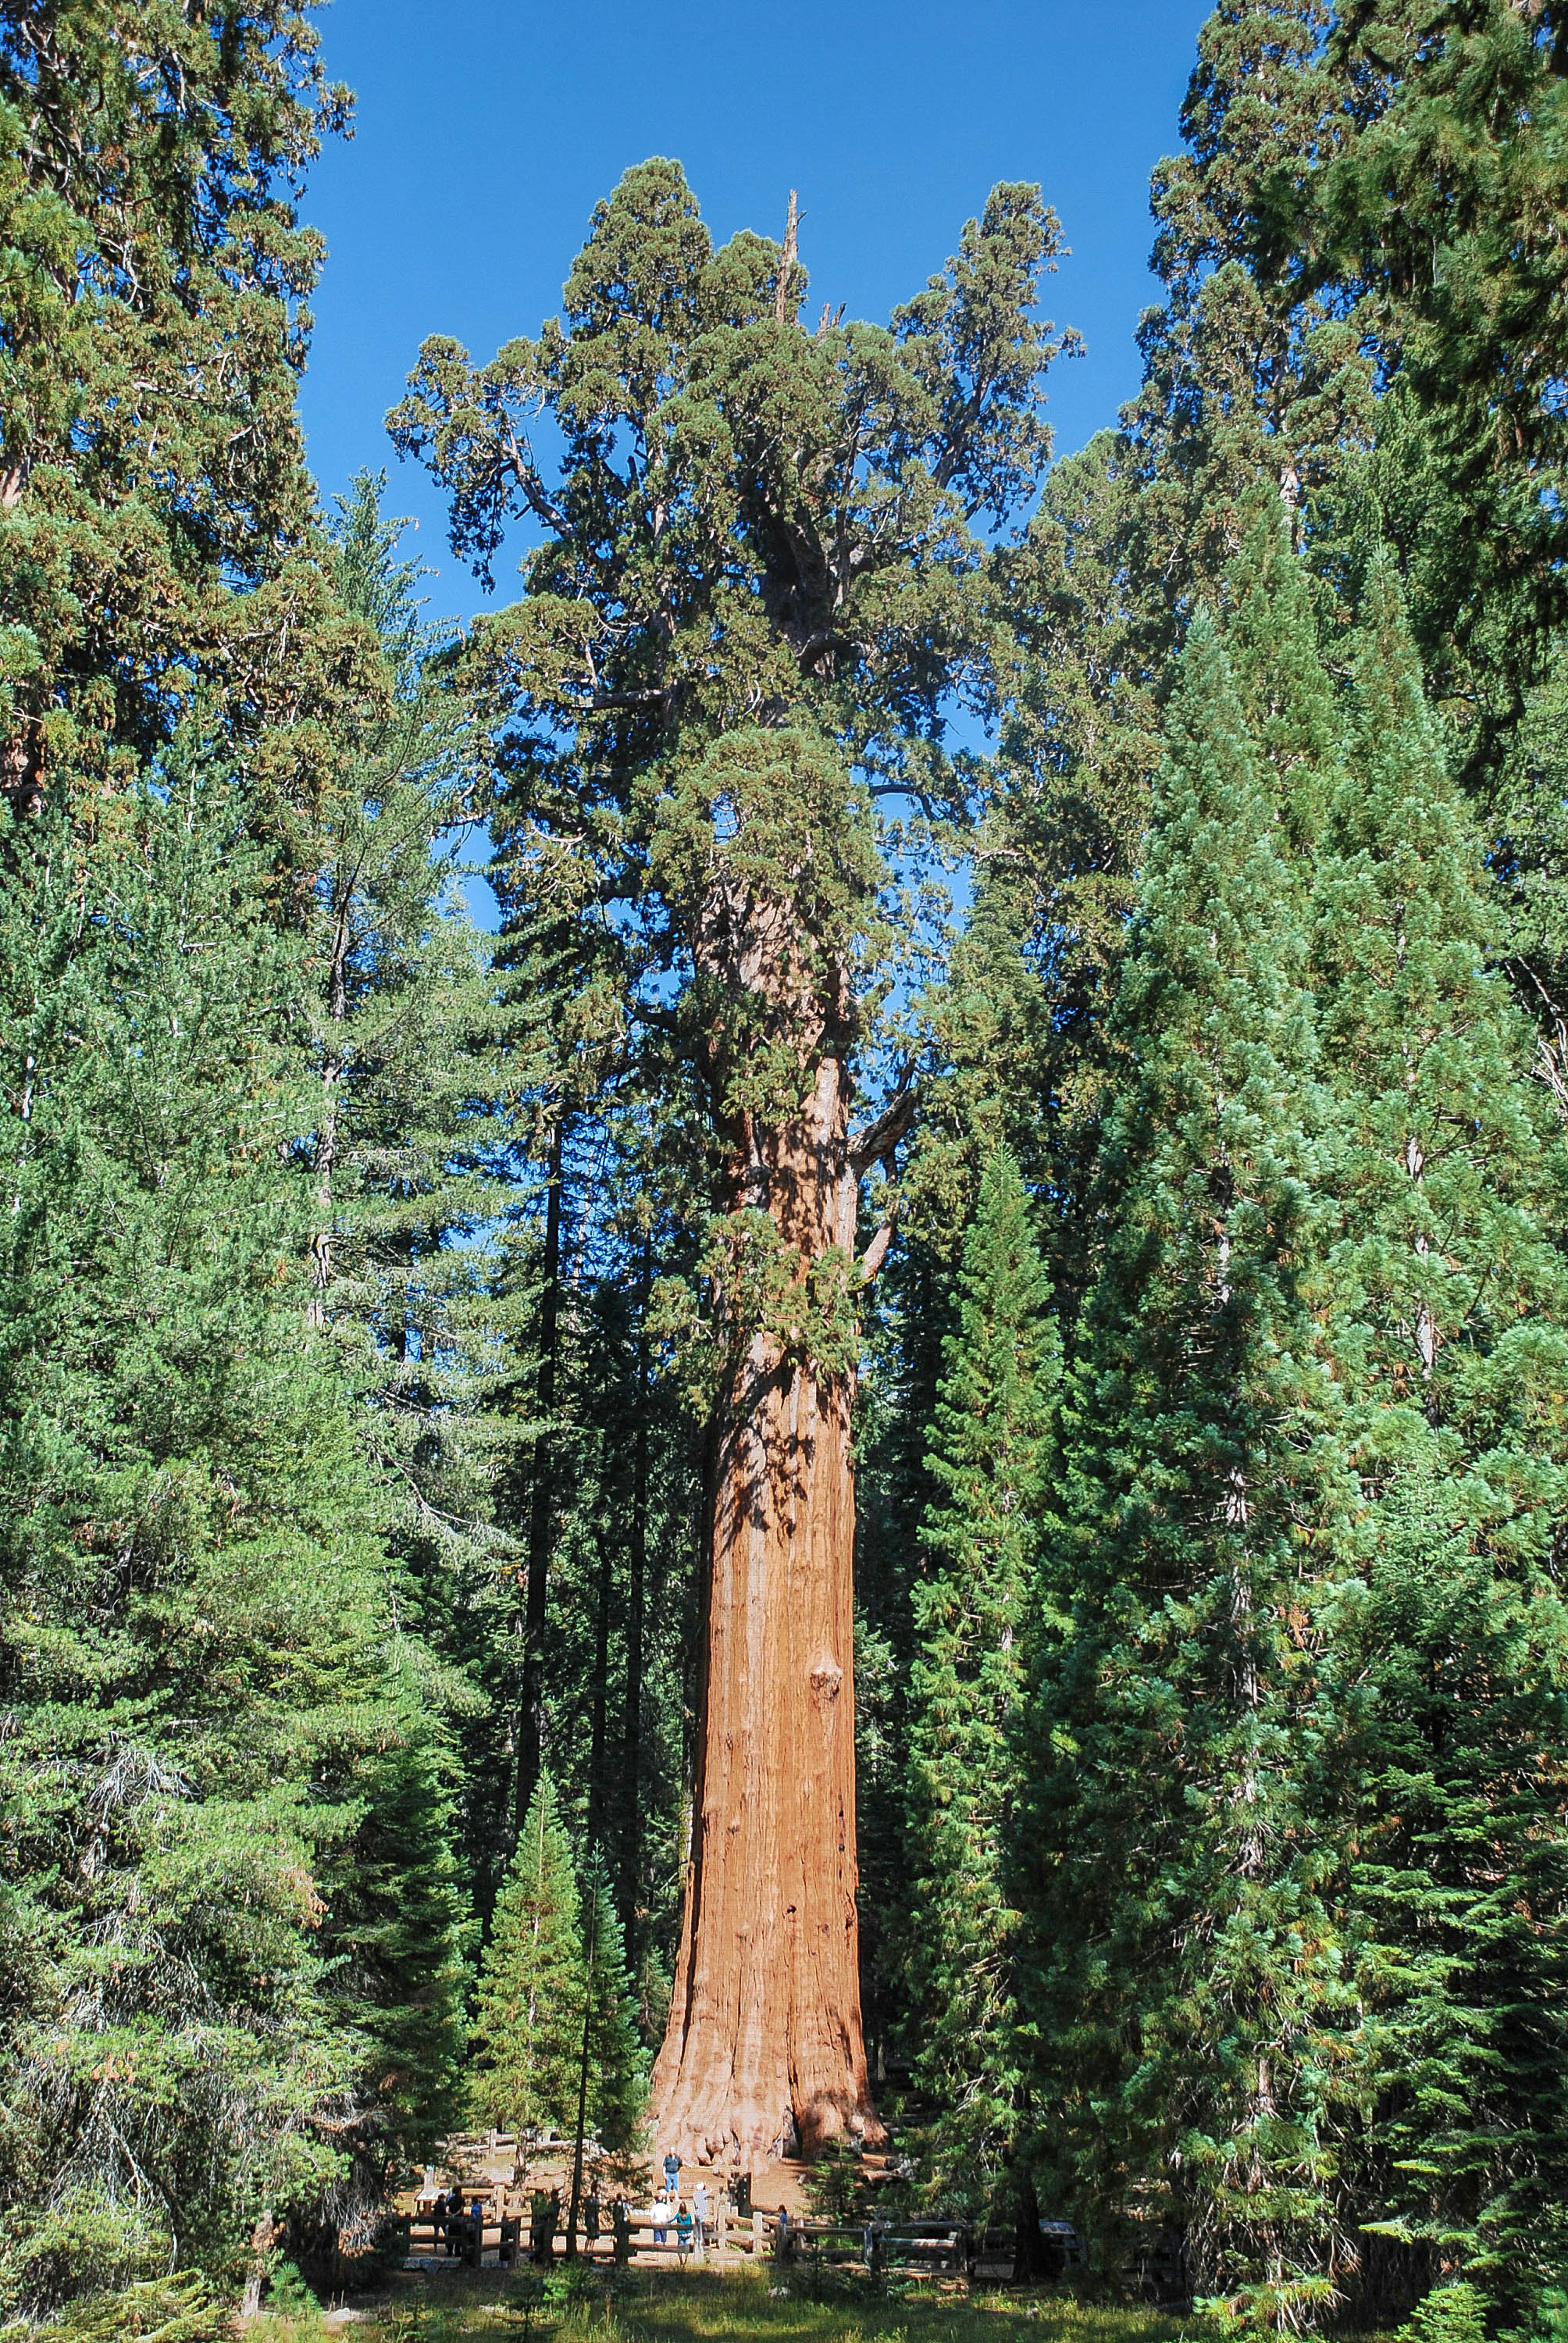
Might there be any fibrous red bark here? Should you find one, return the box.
[650,1051,885,2166]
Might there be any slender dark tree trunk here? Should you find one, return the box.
[515,1114,565,1838]
[1010,2156,1049,2281]
[586,1499,614,1853]
[566,1885,598,2258]
[618,1232,650,1937]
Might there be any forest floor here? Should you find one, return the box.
[247,2268,1206,2343]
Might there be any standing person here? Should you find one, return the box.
[612,2197,631,2267]
[663,2147,681,2202]
[775,2205,793,2262]
[446,2187,465,2258]
[652,2187,670,2246]
[675,2199,693,2266]
[691,2178,710,2256]
[530,2185,549,2265]
[583,2188,601,2258]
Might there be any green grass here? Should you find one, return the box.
[246,2266,1207,2343]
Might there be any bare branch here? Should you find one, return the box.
[849,1071,917,1175]
[857,1222,894,1282]
[775,189,800,329]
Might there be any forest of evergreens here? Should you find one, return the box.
[3,2,1568,2334]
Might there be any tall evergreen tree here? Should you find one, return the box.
[394,156,1077,2160]
[904,1147,1059,2209]
[0,2,362,824]
[1307,562,1568,2321]
[985,430,1166,1292]
[308,473,522,1910]
[1022,606,1356,2326]
[576,1860,650,2156]
[0,758,466,2314]
[1121,2,1568,812]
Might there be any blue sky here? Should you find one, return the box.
[299,0,1212,626]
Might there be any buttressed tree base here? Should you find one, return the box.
[652,1056,893,2164]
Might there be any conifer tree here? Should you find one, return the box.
[904,1146,1059,2208]
[576,1861,650,2155]
[1308,563,1568,2318]
[396,156,1077,2160]
[985,430,1165,1286]
[1313,558,1568,1475]
[469,1775,584,2138]
[308,473,522,1901]
[1022,606,1356,2325]
[0,755,467,2310]
[1221,494,1342,862]
[0,2,362,821]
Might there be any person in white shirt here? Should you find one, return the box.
[691,2180,710,2254]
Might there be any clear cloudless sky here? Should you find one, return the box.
[298,0,1213,629]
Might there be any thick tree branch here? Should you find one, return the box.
[848,1072,917,1175]
[856,1221,895,1282]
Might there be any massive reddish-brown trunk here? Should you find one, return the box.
[650,1052,883,2166]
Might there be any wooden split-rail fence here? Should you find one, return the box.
[394,2199,1020,2281]
[394,2199,769,2271]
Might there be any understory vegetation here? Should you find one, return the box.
[3,1,1568,2335]
[250,2270,1205,2343]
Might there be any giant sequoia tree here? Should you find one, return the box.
[392,158,1075,2160]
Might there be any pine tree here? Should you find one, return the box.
[307,473,522,1908]
[577,1860,650,2155]
[1308,562,1568,2320]
[857,883,1057,2082]
[985,430,1165,1289]
[0,754,467,2309]
[0,2,361,821]
[469,1774,584,2138]
[1118,1,1374,654]
[904,1147,1058,2209]
[1022,606,1356,2325]
[1313,558,1568,1477]
[1221,493,1343,864]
